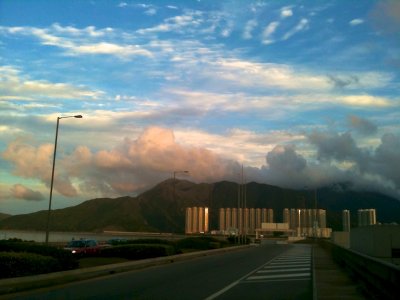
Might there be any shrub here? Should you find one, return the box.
[100,244,176,260]
[0,240,78,270]
[0,252,61,279]
[175,236,226,250]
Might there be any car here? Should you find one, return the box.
[64,239,101,255]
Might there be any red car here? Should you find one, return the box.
[64,239,100,255]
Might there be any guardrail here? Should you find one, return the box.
[319,240,400,300]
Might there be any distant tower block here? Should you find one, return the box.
[343,210,351,232]
[282,208,328,237]
[185,207,193,234]
[219,208,226,232]
[185,207,209,234]
[357,209,377,227]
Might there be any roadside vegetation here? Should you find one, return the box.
[0,236,235,278]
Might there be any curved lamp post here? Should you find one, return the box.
[45,115,82,244]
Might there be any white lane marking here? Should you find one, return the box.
[263,265,310,270]
[274,257,310,260]
[272,259,311,264]
[247,272,310,280]
[258,267,310,273]
[270,262,310,267]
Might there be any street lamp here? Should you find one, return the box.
[45,115,82,244]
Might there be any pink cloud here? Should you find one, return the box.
[2,127,239,198]
[11,184,44,201]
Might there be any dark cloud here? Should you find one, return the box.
[347,115,378,135]
[267,145,307,172]
[255,145,310,188]
[370,133,400,187]
[308,131,363,162]
[327,74,359,89]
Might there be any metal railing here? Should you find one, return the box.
[319,240,400,300]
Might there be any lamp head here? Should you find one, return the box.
[74,115,83,118]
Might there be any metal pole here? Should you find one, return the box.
[237,181,240,244]
[45,115,82,244]
[45,117,60,244]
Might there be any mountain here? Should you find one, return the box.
[0,180,399,233]
[0,213,11,221]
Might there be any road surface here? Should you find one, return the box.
[5,243,313,300]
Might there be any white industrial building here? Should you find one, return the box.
[185,207,209,234]
[357,208,376,227]
[283,208,331,238]
[219,207,273,235]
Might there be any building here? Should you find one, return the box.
[350,224,400,265]
[343,210,351,232]
[185,207,209,234]
[357,209,376,227]
[218,207,274,235]
[283,208,330,238]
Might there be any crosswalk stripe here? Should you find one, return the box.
[258,268,310,273]
[247,273,310,280]
[269,263,310,266]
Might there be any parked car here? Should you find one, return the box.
[64,239,101,255]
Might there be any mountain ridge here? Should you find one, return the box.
[1,179,399,233]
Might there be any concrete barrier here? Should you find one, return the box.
[0,245,250,296]
[320,240,400,300]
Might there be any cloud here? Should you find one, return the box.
[280,6,293,19]
[243,20,258,39]
[305,130,400,196]
[11,184,44,201]
[267,145,306,172]
[372,133,400,186]
[261,21,279,44]
[308,131,363,162]
[137,11,202,34]
[347,115,378,135]
[69,42,152,58]
[340,95,393,107]
[327,72,393,90]
[2,139,78,197]
[211,59,330,90]
[145,8,157,16]
[0,65,104,101]
[282,18,309,40]
[0,24,153,59]
[349,19,364,26]
[369,0,400,35]
[2,127,239,198]
[3,126,400,200]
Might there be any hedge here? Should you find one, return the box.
[0,252,62,279]
[175,237,227,250]
[100,244,176,260]
[0,240,78,270]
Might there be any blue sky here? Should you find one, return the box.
[1,0,399,214]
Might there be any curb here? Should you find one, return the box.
[0,245,250,296]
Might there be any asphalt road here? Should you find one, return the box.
[5,243,313,300]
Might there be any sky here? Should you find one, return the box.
[0,0,399,215]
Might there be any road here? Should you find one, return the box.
[5,243,313,300]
